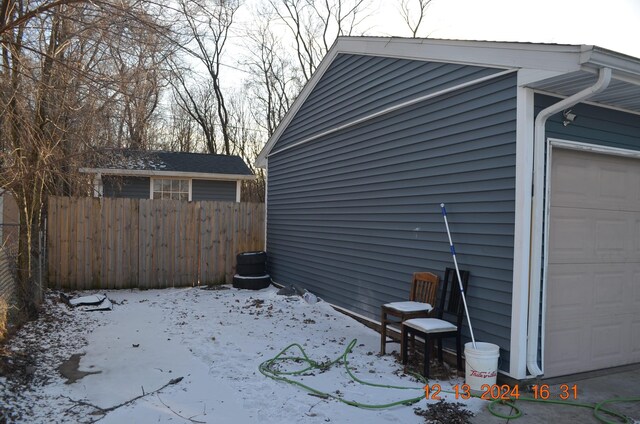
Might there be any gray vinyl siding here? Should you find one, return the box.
[536,94,640,150]
[267,70,518,372]
[192,179,237,202]
[275,54,504,150]
[103,176,150,199]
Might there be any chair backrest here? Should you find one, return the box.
[409,272,440,305]
[436,267,470,327]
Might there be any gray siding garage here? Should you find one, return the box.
[268,61,517,372]
[258,38,640,380]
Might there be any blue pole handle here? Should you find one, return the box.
[440,203,447,216]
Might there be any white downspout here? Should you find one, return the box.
[263,163,268,252]
[527,67,612,376]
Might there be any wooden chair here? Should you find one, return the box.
[380,272,439,355]
[401,267,470,378]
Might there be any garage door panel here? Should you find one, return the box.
[635,219,640,256]
[590,321,624,363]
[593,269,626,310]
[548,211,592,261]
[545,148,640,377]
[551,154,594,206]
[550,207,639,263]
[546,264,592,320]
[632,320,640,356]
[551,149,640,211]
[597,164,633,204]
[545,320,583,370]
[595,218,629,258]
[636,269,640,302]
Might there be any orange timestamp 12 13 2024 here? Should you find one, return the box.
[424,384,579,401]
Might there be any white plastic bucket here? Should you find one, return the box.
[464,342,499,391]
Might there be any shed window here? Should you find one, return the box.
[152,178,190,201]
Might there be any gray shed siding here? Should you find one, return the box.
[192,179,237,202]
[103,176,150,199]
[537,94,640,150]
[267,62,518,372]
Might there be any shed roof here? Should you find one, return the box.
[256,37,640,167]
[82,150,254,180]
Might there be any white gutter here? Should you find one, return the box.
[526,67,612,376]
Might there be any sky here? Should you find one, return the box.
[372,0,640,58]
[223,0,640,90]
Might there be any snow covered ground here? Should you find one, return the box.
[1,286,483,423]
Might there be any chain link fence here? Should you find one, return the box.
[0,194,46,340]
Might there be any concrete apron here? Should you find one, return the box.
[472,363,640,423]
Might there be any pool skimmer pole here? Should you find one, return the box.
[440,203,477,349]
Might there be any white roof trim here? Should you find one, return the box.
[256,37,640,168]
[334,37,585,71]
[79,168,256,181]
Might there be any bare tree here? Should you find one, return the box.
[0,0,174,315]
[173,0,239,155]
[242,18,300,137]
[399,0,432,38]
[171,71,220,154]
[226,93,266,202]
[111,38,167,150]
[267,0,371,83]
[167,102,198,152]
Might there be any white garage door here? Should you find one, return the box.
[545,147,640,377]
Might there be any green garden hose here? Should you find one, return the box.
[486,396,639,424]
[259,338,640,422]
[259,339,427,409]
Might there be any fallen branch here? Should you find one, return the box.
[156,393,206,423]
[62,376,184,422]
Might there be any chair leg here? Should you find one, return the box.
[380,311,387,355]
[401,325,408,365]
[456,333,463,372]
[423,334,430,378]
[437,338,444,363]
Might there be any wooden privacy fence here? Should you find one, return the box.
[47,197,265,289]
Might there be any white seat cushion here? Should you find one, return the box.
[383,301,433,313]
[404,318,457,333]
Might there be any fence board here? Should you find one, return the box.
[91,198,102,288]
[59,197,69,289]
[47,197,58,288]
